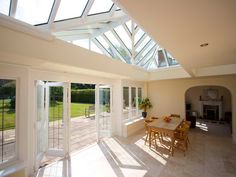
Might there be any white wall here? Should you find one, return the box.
[147,75,236,141]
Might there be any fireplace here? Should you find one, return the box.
[203,105,219,120]
[199,101,222,120]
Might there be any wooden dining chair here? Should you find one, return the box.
[180,120,191,145]
[144,119,153,145]
[144,120,160,148]
[174,123,190,156]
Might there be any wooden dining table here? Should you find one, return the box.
[148,117,184,156]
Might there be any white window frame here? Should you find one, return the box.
[0,77,18,168]
[122,86,143,122]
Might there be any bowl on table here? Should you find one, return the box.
[164,116,172,122]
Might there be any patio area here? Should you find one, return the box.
[35,120,236,177]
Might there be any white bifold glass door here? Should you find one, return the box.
[35,81,47,170]
[96,85,112,140]
[35,81,69,170]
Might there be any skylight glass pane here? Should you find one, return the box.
[157,49,167,67]
[141,42,155,57]
[105,31,130,61]
[105,31,121,50]
[15,0,54,25]
[73,39,89,49]
[134,28,145,44]
[55,0,88,21]
[88,0,113,15]
[96,36,113,56]
[148,60,158,70]
[114,26,131,50]
[0,0,11,15]
[136,36,151,53]
[91,41,103,54]
[166,52,178,66]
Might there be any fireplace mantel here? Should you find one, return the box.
[199,100,222,120]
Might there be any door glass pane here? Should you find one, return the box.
[15,0,54,25]
[0,0,11,15]
[123,87,129,120]
[131,87,136,117]
[36,82,46,156]
[0,79,16,164]
[98,85,111,139]
[48,86,64,150]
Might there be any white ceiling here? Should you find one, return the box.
[115,0,236,77]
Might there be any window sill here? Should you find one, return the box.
[0,161,25,177]
[123,116,144,125]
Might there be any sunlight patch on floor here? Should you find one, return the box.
[103,138,141,167]
[120,168,147,177]
[134,137,167,165]
[196,122,208,131]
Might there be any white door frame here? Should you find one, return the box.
[95,84,112,141]
[46,82,69,157]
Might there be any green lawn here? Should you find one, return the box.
[0,100,95,130]
[71,102,94,118]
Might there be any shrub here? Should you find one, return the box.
[71,89,95,103]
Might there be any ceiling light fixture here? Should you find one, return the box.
[200,43,209,47]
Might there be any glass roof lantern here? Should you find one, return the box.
[0,0,180,71]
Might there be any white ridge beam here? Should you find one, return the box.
[89,16,129,39]
[110,4,117,16]
[41,10,126,32]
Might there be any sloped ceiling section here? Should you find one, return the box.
[115,0,236,77]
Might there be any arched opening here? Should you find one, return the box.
[185,85,232,135]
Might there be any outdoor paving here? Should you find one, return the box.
[42,115,97,165]
[0,116,97,164]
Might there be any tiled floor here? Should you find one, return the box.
[35,120,236,177]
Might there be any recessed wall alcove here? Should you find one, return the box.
[185,85,232,132]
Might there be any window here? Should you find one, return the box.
[123,87,129,120]
[131,87,136,117]
[0,0,11,15]
[138,88,142,115]
[123,86,142,121]
[0,79,16,164]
